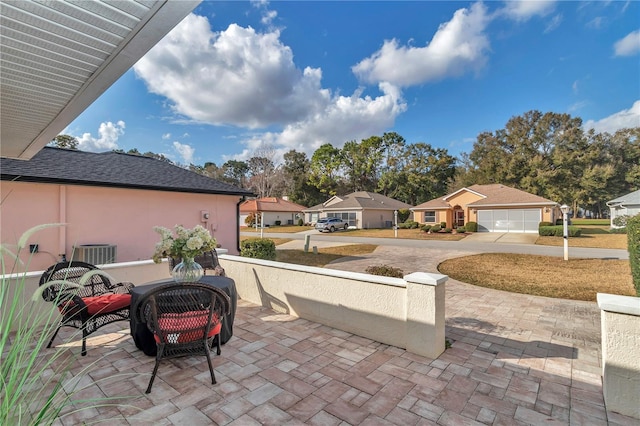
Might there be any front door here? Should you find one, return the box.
[455,210,465,227]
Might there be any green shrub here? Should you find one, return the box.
[538,221,553,228]
[410,221,419,229]
[455,227,465,234]
[297,218,304,226]
[365,264,404,278]
[610,227,627,234]
[613,215,630,228]
[430,224,442,232]
[539,225,582,237]
[440,222,447,228]
[465,222,477,232]
[443,227,452,233]
[627,214,640,295]
[421,224,432,232]
[240,238,276,260]
[275,220,281,226]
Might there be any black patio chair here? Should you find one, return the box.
[138,282,231,393]
[39,260,134,356]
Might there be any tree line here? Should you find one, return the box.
[51,109,639,215]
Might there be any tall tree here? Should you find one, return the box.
[50,134,78,150]
[309,143,344,196]
[220,160,249,188]
[340,136,384,192]
[282,150,324,206]
[247,145,279,198]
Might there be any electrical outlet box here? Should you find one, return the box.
[29,244,39,253]
[201,210,210,222]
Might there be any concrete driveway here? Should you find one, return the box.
[462,232,539,244]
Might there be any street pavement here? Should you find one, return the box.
[241,230,628,262]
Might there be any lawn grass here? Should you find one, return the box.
[240,236,292,246]
[535,225,627,249]
[438,253,635,302]
[275,244,378,267]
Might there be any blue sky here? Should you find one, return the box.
[66,1,640,166]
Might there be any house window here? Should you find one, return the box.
[424,211,436,223]
[328,212,357,226]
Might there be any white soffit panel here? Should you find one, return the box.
[1,0,201,160]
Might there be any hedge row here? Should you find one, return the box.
[628,214,640,296]
[538,225,582,237]
[240,238,276,260]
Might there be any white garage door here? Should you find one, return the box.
[477,209,541,233]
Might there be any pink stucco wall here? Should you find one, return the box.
[1,181,242,271]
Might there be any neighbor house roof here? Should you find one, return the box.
[607,189,640,207]
[412,184,556,210]
[240,197,307,213]
[0,147,254,196]
[304,191,412,212]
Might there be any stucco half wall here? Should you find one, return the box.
[597,293,640,420]
[1,181,242,271]
[218,254,447,359]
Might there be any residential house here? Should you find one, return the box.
[303,191,413,229]
[412,184,558,233]
[607,189,640,228]
[239,197,306,227]
[0,147,253,271]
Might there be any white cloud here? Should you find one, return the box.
[76,121,125,152]
[173,141,196,164]
[500,0,556,22]
[134,13,406,161]
[544,14,563,33]
[583,100,640,134]
[352,2,491,87]
[135,15,330,128]
[162,133,171,140]
[235,82,406,161]
[614,29,640,56]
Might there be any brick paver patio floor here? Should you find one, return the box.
[47,276,637,426]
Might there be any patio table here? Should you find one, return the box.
[130,276,237,356]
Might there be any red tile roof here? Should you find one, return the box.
[240,197,307,213]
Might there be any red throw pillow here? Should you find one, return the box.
[58,294,131,316]
[154,311,221,344]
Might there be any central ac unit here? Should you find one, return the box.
[72,244,117,265]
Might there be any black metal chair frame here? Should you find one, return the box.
[39,260,134,356]
[137,282,231,393]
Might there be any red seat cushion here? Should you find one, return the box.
[58,294,131,316]
[154,310,221,344]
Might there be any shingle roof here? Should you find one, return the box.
[608,189,640,206]
[0,147,254,196]
[304,191,412,212]
[240,197,307,213]
[412,184,556,210]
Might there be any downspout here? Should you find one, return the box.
[236,196,246,253]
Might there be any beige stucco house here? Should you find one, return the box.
[411,184,558,233]
[303,191,413,229]
[0,147,253,271]
[239,197,306,227]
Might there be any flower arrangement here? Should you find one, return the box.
[152,224,217,263]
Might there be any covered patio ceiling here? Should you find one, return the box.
[0,0,200,160]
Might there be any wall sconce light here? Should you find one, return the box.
[545,207,550,213]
